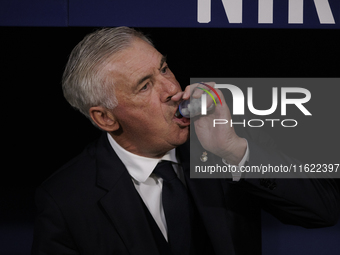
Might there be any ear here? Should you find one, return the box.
[89,106,119,132]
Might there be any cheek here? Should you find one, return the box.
[168,72,181,88]
[114,92,171,127]
[114,103,157,127]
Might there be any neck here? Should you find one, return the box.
[108,132,169,159]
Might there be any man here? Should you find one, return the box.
[31,27,339,255]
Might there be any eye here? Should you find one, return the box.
[160,65,168,74]
[140,83,149,91]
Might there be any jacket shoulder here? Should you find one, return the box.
[40,138,99,198]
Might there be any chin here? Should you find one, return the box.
[174,127,190,146]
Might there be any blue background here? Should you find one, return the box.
[0,0,339,28]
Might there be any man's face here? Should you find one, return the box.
[105,38,190,158]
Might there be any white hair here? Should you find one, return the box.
[62,27,153,127]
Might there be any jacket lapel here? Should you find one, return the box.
[95,133,160,255]
[94,133,235,255]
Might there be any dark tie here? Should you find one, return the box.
[153,161,192,255]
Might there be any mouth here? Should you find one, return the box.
[173,107,190,126]
[174,108,182,118]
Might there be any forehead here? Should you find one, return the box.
[104,38,162,85]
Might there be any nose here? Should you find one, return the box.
[159,77,180,102]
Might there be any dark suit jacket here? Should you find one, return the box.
[31,131,340,255]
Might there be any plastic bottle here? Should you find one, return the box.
[178,97,204,118]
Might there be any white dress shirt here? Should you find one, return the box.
[107,133,180,240]
[107,133,249,240]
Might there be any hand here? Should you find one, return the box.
[173,82,247,165]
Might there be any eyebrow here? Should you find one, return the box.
[159,55,167,70]
[135,55,167,88]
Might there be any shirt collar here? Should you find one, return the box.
[107,133,178,183]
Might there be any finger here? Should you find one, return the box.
[199,81,216,88]
[183,83,200,99]
[214,88,227,105]
[182,82,217,102]
[171,91,185,102]
[201,84,225,107]
[192,81,216,98]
